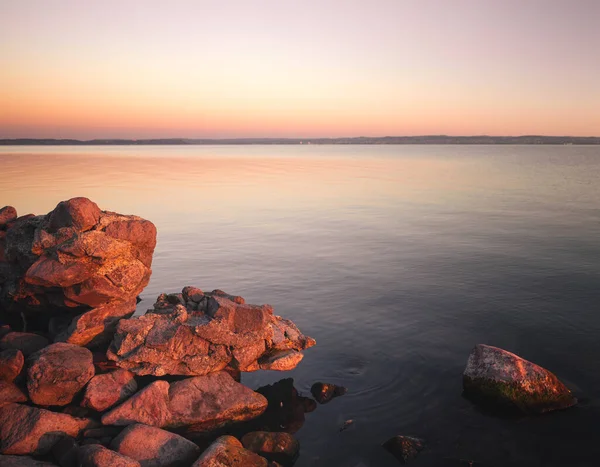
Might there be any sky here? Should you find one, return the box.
[0,0,599,139]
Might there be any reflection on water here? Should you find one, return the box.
[2,144,600,466]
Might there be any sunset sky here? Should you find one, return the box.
[1,0,599,139]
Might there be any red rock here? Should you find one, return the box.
[78,444,141,467]
[0,348,24,382]
[25,256,98,288]
[192,436,267,467]
[0,403,92,455]
[241,432,299,465]
[102,372,267,432]
[55,299,137,348]
[463,344,577,413]
[82,369,138,412]
[101,381,170,427]
[0,380,27,406]
[103,219,157,268]
[0,455,58,466]
[47,198,101,233]
[259,350,303,371]
[27,342,95,406]
[0,332,49,356]
[0,206,18,227]
[110,423,201,467]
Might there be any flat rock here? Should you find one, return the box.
[81,369,138,412]
[0,348,24,382]
[0,455,58,466]
[110,423,201,467]
[0,332,49,356]
[241,432,299,465]
[382,436,425,464]
[102,372,268,432]
[78,444,141,467]
[463,344,577,413]
[192,435,267,467]
[0,380,28,406]
[107,288,315,376]
[27,342,95,406]
[0,403,92,455]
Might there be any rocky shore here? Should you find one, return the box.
[0,198,579,466]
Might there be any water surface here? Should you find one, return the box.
[2,145,600,466]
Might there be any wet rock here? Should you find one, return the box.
[0,206,18,227]
[110,423,201,467]
[102,372,268,432]
[0,348,24,382]
[0,332,49,356]
[0,455,58,466]
[0,198,156,347]
[52,436,79,467]
[0,380,28,406]
[382,436,425,464]
[0,403,92,455]
[192,435,267,467]
[81,369,138,412]
[463,344,577,413]
[310,382,347,404]
[107,288,315,376]
[241,431,299,465]
[27,342,94,406]
[78,444,141,467]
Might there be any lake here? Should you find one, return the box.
[2,144,600,466]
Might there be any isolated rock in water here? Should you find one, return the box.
[310,382,347,404]
[81,369,138,412]
[78,444,141,467]
[463,344,577,413]
[241,431,299,465]
[0,198,156,347]
[382,436,425,464]
[0,332,49,356]
[27,342,95,406]
[0,403,92,455]
[0,348,24,382]
[110,423,201,467]
[0,380,28,406]
[192,435,267,467]
[0,455,58,467]
[102,372,268,432]
[107,288,315,376]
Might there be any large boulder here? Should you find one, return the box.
[81,369,138,412]
[27,342,95,406]
[0,198,156,347]
[0,403,92,455]
[102,372,268,432]
[110,423,201,467]
[0,206,18,227]
[0,348,24,382]
[193,436,267,467]
[107,288,315,376]
[78,444,141,467]
[463,344,577,413]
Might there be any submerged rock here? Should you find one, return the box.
[27,342,95,406]
[463,344,577,414]
[310,382,347,404]
[107,288,315,376]
[192,435,267,467]
[110,423,201,467]
[0,403,93,455]
[102,371,268,432]
[0,198,156,347]
[241,431,299,465]
[382,436,425,464]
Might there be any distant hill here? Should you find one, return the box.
[1,136,600,145]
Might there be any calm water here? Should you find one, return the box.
[2,145,600,466]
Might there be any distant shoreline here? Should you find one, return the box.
[1,136,600,146]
